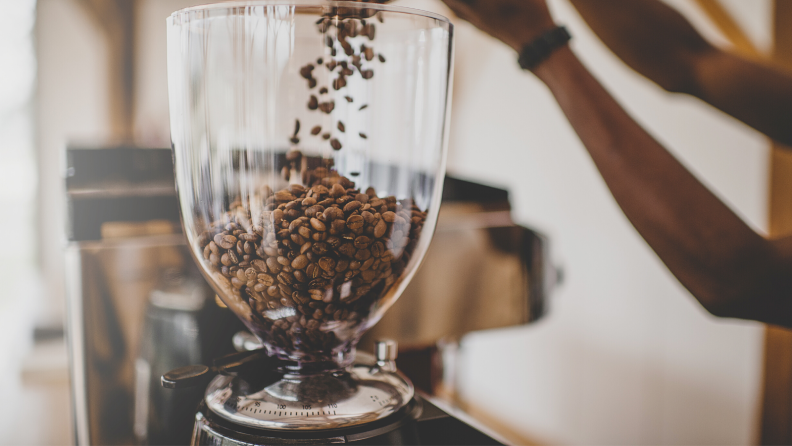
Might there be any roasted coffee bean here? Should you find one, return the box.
[309,289,324,301]
[338,243,356,258]
[236,268,247,282]
[371,240,385,257]
[354,248,371,261]
[319,87,328,94]
[279,282,294,296]
[330,138,342,151]
[312,242,329,255]
[311,125,322,135]
[308,95,319,110]
[337,121,346,133]
[208,241,220,256]
[293,291,310,305]
[336,259,350,272]
[291,254,309,270]
[360,269,376,282]
[353,236,371,249]
[319,101,335,113]
[275,190,295,202]
[322,133,331,140]
[257,274,275,287]
[273,208,284,225]
[277,272,294,286]
[330,183,346,198]
[326,236,342,249]
[360,257,375,271]
[323,206,344,221]
[231,277,245,290]
[299,64,314,79]
[343,201,362,213]
[290,233,305,245]
[266,257,282,273]
[316,257,335,273]
[220,252,234,266]
[301,205,321,219]
[361,70,374,80]
[378,53,386,63]
[293,269,308,283]
[309,218,325,232]
[214,233,237,249]
[374,219,387,238]
[347,214,364,230]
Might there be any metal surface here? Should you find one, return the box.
[363,201,557,349]
[190,395,503,445]
[64,146,245,445]
[204,353,414,430]
[375,340,398,362]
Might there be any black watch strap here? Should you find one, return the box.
[518,25,572,70]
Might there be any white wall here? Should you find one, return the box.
[36,0,111,323]
[437,0,771,444]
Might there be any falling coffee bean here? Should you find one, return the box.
[308,95,319,110]
[330,138,342,151]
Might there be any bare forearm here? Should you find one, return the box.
[535,46,792,324]
[570,0,792,146]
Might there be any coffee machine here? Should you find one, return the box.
[164,1,476,443]
[65,145,554,445]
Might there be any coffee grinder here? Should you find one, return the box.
[164,2,467,444]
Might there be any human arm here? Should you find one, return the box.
[442,0,792,326]
[568,0,792,147]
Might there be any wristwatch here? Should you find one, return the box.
[518,25,572,70]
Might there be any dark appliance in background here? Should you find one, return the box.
[64,146,246,445]
[64,146,558,445]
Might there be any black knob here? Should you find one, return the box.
[161,364,212,389]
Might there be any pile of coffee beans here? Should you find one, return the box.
[196,167,427,360]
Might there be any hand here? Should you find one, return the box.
[442,0,556,52]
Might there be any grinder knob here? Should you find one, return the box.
[375,339,398,372]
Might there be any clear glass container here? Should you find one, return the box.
[167,2,452,428]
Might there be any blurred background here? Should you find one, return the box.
[1,0,790,444]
